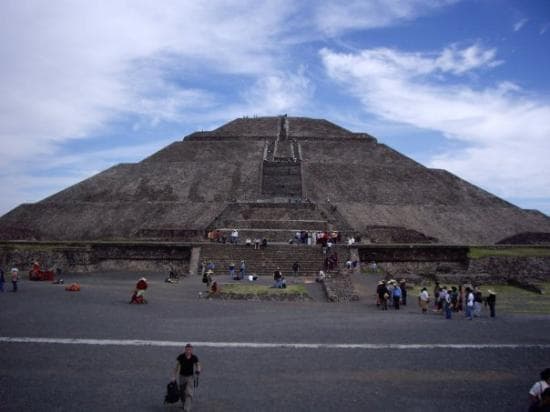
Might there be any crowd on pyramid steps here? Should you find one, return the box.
[375,278,497,319]
[206,228,357,247]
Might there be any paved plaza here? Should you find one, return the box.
[1,272,550,411]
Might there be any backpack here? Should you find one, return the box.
[164,380,180,404]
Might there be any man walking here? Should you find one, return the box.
[174,343,201,412]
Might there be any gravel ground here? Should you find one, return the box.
[1,272,549,411]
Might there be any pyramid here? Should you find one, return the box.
[1,115,549,245]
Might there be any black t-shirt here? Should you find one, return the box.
[177,354,199,376]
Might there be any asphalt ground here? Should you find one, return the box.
[1,271,550,412]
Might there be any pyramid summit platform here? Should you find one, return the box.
[1,115,549,245]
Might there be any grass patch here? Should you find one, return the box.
[218,283,309,297]
[468,247,550,259]
[409,282,550,315]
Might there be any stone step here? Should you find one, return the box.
[211,229,331,242]
[198,244,336,276]
[229,219,328,230]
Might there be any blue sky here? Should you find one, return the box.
[1,0,549,216]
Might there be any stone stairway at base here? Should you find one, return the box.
[198,243,326,277]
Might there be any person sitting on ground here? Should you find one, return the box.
[261,238,268,248]
[273,267,283,288]
[203,270,213,287]
[130,277,148,304]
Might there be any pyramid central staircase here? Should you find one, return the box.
[194,116,354,279]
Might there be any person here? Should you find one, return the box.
[345,259,352,270]
[377,281,389,310]
[450,286,459,311]
[204,270,213,287]
[473,287,483,317]
[0,267,4,292]
[529,368,550,410]
[399,279,407,305]
[231,229,239,244]
[228,262,236,279]
[443,287,452,319]
[292,261,300,277]
[433,282,441,311]
[174,343,201,412]
[273,267,283,288]
[316,270,326,283]
[375,281,384,308]
[485,289,497,318]
[392,282,401,310]
[11,268,19,292]
[239,260,246,280]
[386,280,395,305]
[261,238,268,248]
[129,277,148,304]
[531,388,550,412]
[465,287,474,320]
[457,285,464,312]
[418,287,429,314]
[254,237,260,250]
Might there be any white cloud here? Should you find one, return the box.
[242,68,314,115]
[513,18,528,32]
[0,1,295,165]
[320,44,550,202]
[0,0,462,215]
[313,0,458,35]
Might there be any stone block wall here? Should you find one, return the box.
[0,242,192,274]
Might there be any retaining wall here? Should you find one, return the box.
[0,241,192,274]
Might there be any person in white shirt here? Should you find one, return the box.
[465,287,474,320]
[529,368,550,408]
[418,288,430,314]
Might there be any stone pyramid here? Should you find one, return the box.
[1,115,549,244]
